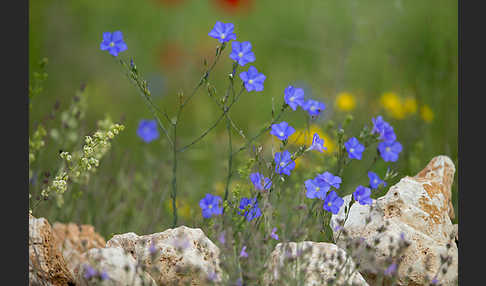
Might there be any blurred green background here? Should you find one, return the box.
[29,0,458,237]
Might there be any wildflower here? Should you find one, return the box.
[368,171,386,189]
[403,96,417,115]
[239,66,266,92]
[270,227,279,240]
[290,125,335,154]
[218,231,226,245]
[207,271,218,282]
[274,150,296,176]
[431,278,439,285]
[371,116,396,142]
[284,86,305,111]
[335,92,356,112]
[270,121,295,141]
[235,277,243,286]
[384,262,397,276]
[208,21,237,43]
[353,185,372,205]
[420,104,434,123]
[199,193,223,218]
[229,41,255,66]
[83,264,97,279]
[238,197,262,221]
[323,191,344,214]
[249,172,272,191]
[100,31,128,57]
[302,99,326,116]
[316,171,341,189]
[240,245,248,257]
[100,271,109,281]
[380,92,405,119]
[344,137,365,160]
[137,120,159,143]
[149,241,157,255]
[378,140,402,162]
[307,133,327,153]
[304,178,329,200]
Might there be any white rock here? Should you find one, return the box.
[331,155,458,285]
[74,247,156,286]
[106,225,223,285]
[263,241,369,286]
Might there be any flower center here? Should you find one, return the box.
[109,42,115,47]
[374,179,378,184]
[238,52,243,58]
[310,106,316,111]
[350,148,355,153]
[290,97,295,102]
[209,205,213,209]
[386,147,391,152]
[221,33,226,39]
[316,187,320,191]
[328,202,332,206]
[248,79,254,84]
[279,132,284,137]
[280,162,285,167]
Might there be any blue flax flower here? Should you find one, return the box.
[208,21,237,43]
[83,264,97,280]
[384,263,397,276]
[378,140,402,162]
[270,227,279,240]
[323,191,344,214]
[302,99,326,116]
[344,137,365,160]
[100,271,109,281]
[372,116,396,142]
[274,150,296,176]
[137,120,159,143]
[250,172,272,191]
[284,86,306,111]
[100,31,127,57]
[368,171,386,189]
[270,121,295,141]
[238,197,262,221]
[229,41,255,66]
[240,246,248,258]
[239,66,266,92]
[308,133,327,153]
[316,171,342,189]
[305,178,329,200]
[353,185,373,205]
[199,193,223,219]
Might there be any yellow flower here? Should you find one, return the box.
[403,96,417,116]
[420,104,434,123]
[380,92,405,120]
[165,198,193,221]
[335,92,356,112]
[289,125,336,154]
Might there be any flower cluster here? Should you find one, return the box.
[283,85,326,117]
[83,264,109,281]
[305,171,344,214]
[249,172,272,191]
[372,116,402,162]
[238,197,262,221]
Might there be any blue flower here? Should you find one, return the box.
[274,150,296,176]
[239,66,266,92]
[353,185,373,205]
[199,194,223,219]
[229,41,255,66]
[308,133,327,153]
[302,99,326,116]
[305,178,330,200]
[378,140,402,162]
[316,171,342,189]
[83,264,97,280]
[372,116,396,142]
[344,137,365,160]
[240,245,248,257]
[270,227,279,240]
[99,271,109,281]
[368,171,386,189]
[238,197,262,221]
[100,31,127,57]
[250,172,272,191]
[137,120,159,143]
[323,191,344,214]
[208,21,237,43]
[270,121,295,141]
[284,86,306,111]
[384,263,397,276]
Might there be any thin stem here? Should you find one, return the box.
[224,118,233,202]
[171,125,178,227]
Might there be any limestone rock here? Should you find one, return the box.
[106,225,223,285]
[29,215,75,286]
[74,247,157,286]
[52,222,106,275]
[330,155,458,285]
[263,241,369,286]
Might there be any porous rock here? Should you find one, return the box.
[29,215,75,286]
[263,241,369,286]
[74,247,157,286]
[106,225,223,285]
[52,222,106,275]
[330,155,458,285]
